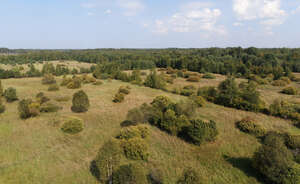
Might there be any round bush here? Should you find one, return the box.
[48,84,60,91]
[202,73,216,79]
[71,90,90,113]
[118,86,130,95]
[236,117,266,137]
[4,87,18,102]
[281,87,297,95]
[67,77,82,89]
[61,117,84,134]
[117,125,150,140]
[184,119,218,145]
[187,76,200,82]
[18,99,40,119]
[36,92,50,104]
[112,164,148,184]
[190,95,206,107]
[113,93,125,103]
[121,137,149,160]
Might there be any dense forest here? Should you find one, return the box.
[1,47,300,78]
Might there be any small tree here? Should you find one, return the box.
[144,70,166,90]
[253,133,300,184]
[18,99,40,119]
[95,139,122,184]
[4,87,18,102]
[71,90,90,113]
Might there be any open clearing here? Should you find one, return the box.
[0,72,299,184]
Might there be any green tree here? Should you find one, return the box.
[4,87,18,102]
[71,90,90,113]
[112,163,148,184]
[217,76,239,106]
[144,70,166,90]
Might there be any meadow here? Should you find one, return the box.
[0,66,299,184]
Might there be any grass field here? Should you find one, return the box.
[0,72,299,184]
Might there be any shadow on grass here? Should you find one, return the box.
[89,160,100,182]
[223,155,266,183]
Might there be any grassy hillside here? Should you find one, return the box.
[0,74,299,184]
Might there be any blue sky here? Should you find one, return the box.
[0,0,300,49]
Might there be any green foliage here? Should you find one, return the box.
[217,76,239,106]
[281,87,298,95]
[113,92,125,103]
[71,90,90,113]
[48,83,59,91]
[55,96,70,102]
[61,117,84,134]
[253,133,300,184]
[184,119,218,145]
[202,73,216,79]
[42,73,56,85]
[285,134,300,150]
[177,167,201,184]
[190,95,206,107]
[160,110,190,136]
[18,99,40,119]
[173,99,197,118]
[0,80,3,96]
[269,99,296,119]
[95,139,122,184]
[197,86,218,102]
[4,87,18,102]
[144,70,166,90]
[112,164,148,184]
[117,125,150,140]
[151,96,172,112]
[235,117,266,137]
[272,79,289,87]
[121,137,149,160]
[36,92,50,104]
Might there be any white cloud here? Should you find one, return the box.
[233,0,286,26]
[153,2,226,35]
[117,0,145,16]
[87,12,95,16]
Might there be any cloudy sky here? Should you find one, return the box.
[0,0,300,49]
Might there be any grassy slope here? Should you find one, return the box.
[0,75,299,184]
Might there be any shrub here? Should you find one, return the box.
[42,74,56,85]
[235,117,266,137]
[281,87,297,95]
[148,167,165,184]
[48,83,60,91]
[60,76,72,86]
[118,86,130,95]
[151,96,172,112]
[92,81,103,86]
[71,90,90,113]
[55,96,70,102]
[202,73,216,79]
[36,92,50,104]
[61,117,84,134]
[253,133,300,184]
[112,164,148,184]
[113,93,125,103]
[285,134,300,150]
[18,99,39,119]
[117,125,150,140]
[144,70,166,90]
[40,103,62,113]
[272,80,288,87]
[197,86,218,102]
[184,119,218,145]
[174,99,197,118]
[187,76,200,82]
[67,77,81,89]
[121,137,149,160]
[248,74,268,85]
[81,74,96,84]
[190,95,206,107]
[95,139,122,183]
[0,80,3,96]
[0,98,5,113]
[4,87,18,102]
[177,167,201,184]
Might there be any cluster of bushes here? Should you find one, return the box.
[42,73,56,85]
[186,76,200,82]
[272,77,291,87]
[125,96,218,145]
[235,117,266,138]
[71,90,89,113]
[113,86,131,103]
[144,70,166,90]
[18,92,61,119]
[252,132,300,184]
[281,86,298,95]
[269,99,300,124]
[198,77,266,112]
[117,125,150,160]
